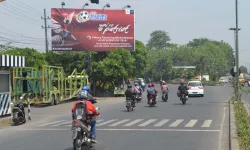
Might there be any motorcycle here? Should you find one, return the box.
[135,93,142,103]
[141,83,145,92]
[180,93,188,105]
[126,99,134,111]
[12,97,26,125]
[148,95,156,107]
[162,92,168,102]
[72,105,100,150]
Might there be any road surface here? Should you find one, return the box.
[0,84,231,150]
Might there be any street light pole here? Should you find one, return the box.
[122,5,131,10]
[102,3,110,9]
[61,2,65,9]
[83,3,89,9]
[229,0,240,101]
[229,27,241,101]
[235,0,240,101]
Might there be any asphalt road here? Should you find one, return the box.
[0,84,231,150]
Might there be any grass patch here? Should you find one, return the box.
[233,98,250,150]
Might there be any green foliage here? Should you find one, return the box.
[240,65,248,73]
[146,30,171,50]
[46,51,88,75]
[0,48,47,69]
[89,49,135,89]
[233,99,250,150]
[145,33,234,81]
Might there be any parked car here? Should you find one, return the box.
[219,77,228,83]
[187,81,204,97]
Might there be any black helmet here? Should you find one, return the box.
[127,84,132,88]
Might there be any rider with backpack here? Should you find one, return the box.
[71,91,100,143]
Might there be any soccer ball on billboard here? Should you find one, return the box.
[76,11,90,23]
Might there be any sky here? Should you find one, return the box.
[0,0,249,67]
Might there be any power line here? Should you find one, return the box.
[8,0,43,16]
[3,2,41,18]
[1,4,42,24]
[0,36,46,45]
[12,0,43,14]
[0,11,41,26]
[0,32,44,42]
[0,25,44,39]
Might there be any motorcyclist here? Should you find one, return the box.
[134,83,142,97]
[147,84,157,104]
[125,84,136,107]
[161,81,169,93]
[82,85,95,101]
[178,79,189,98]
[71,91,100,143]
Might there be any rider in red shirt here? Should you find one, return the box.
[71,91,99,143]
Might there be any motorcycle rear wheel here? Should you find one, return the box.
[182,100,186,105]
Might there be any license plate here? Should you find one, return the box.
[192,92,197,94]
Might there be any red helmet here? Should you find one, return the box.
[148,84,152,87]
[151,83,155,87]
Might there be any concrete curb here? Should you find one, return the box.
[0,116,12,126]
[230,102,240,150]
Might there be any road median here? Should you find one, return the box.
[231,97,249,150]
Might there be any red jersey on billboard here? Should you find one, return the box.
[51,8,135,52]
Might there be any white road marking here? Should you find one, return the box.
[138,119,157,127]
[123,119,144,126]
[11,128,220,132]
[96,119,104,123]
[154,119,169,127]
[201,120,212,127]
[218,107,226,150]
[185,120,198,127]
[169,119,184,127]
[96,119,117,127]
[108,119,130,126]
[37,120,67,127]
[51,121,72,127]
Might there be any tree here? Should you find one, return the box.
[239,66,248,73]
[146,30,171,50]
[132,40,147,76]
[89,49,135,89]
[187,38,209,48]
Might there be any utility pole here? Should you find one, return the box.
[41,9,51,53]
[235,0,240,101]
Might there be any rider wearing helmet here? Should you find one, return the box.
[82,86,96,102]
[125,84,136,107]
[134,83,142,96]
[71,91,99,143]
[161,81,168,93]
[147,83,157,104]
[178,79,188,97]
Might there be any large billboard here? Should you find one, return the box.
[51,8,135,51]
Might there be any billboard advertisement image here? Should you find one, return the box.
[51,8,135,51]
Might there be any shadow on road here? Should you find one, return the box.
[64,147,94,150]
[172,103,192,105]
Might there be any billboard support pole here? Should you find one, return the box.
[41,9,51,53]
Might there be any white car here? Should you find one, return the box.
[219,77,228,83]
[187,81,204,97]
